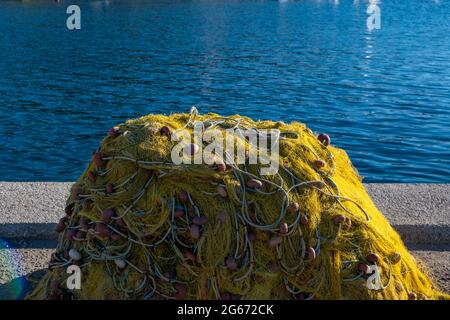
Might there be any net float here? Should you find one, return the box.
[160,126,171,136]
[114,259,126,269]
[408,292,417,300]
[68,248,81,261]
[279,223,289,234]
[174,205,185,218]
[313,159,326,169]
[366,253,380,264]
[79,217,89,231]
[217,185,227,198]
[300,214,309,225]
[174,283,187,300]
[217,211,227,223]
[183,250,196,261]
[65,229,77,240]
[247,179,263,189]
[305,247,316,261]
[358,263,370,274]
[226,256,238,271]
[55,218,67,233]
[95,223,111,238]
[65,202,75,216]
[391,252,401,264]
[108,126,120,138]
[216,162,227,172]
[287,202,299,214]
[177,190,189,203]
[75,231,86,240]
[115,218,126,228]
[192,215,207,225]
[92,152,106,168]
[269,236,282,247]
[317,133,331,146]
[111,232,123,241]
[87,171,96,183]
[184,143,199,156]
[102,208,115,224]
[119,225,129,235]
[333,215,346,225]
[82,199,93,211]
[105,183,114,194]
[247,232,255,242]
[70,187,81,201]
[189,224,200,239]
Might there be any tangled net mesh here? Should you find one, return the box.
[27,108,448,300]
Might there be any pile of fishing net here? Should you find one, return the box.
[28,109,447,300]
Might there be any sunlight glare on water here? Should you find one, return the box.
[0,0,449,182]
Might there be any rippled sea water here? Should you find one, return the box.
[0,0,449,182]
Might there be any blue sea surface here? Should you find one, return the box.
[0,0,449,182]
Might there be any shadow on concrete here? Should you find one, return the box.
[0,223,57,240]
[395,224,450,245]
[3,239,57,249]
[1,222,448,244]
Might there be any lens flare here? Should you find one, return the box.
[0,239,26,300]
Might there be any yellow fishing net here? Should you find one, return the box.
[27,109,447,300]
